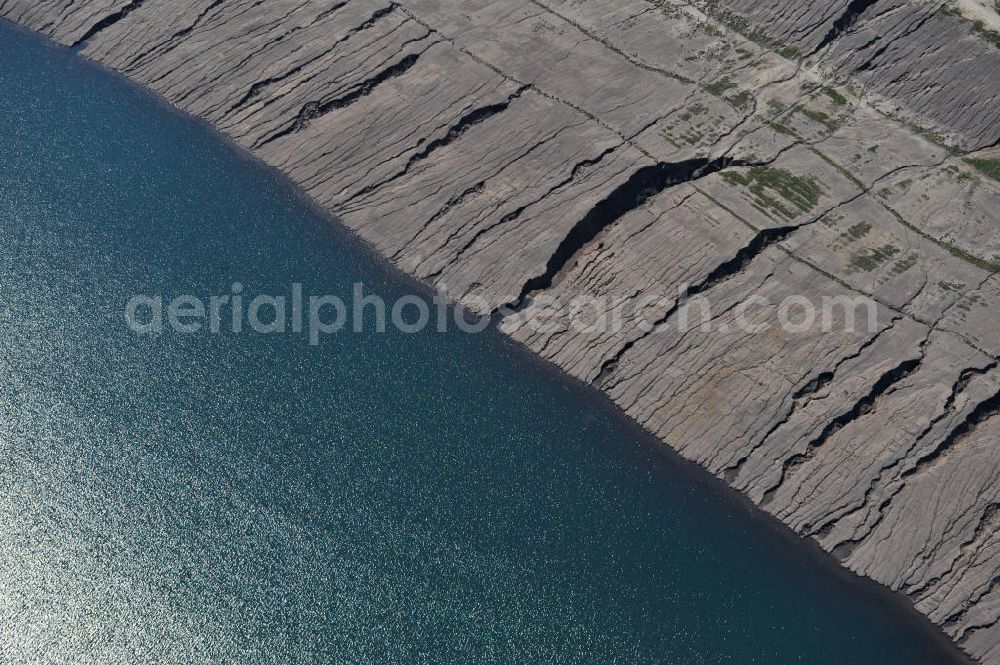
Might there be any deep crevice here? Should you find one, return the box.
[985,135,1000,151]
[229,3,393,113]
[812,0,882,54]
[760,352,925,506]
[505,156,740,314]
[121,0,231,70]
[71,0,150,48]
[725,318,902,485]
[793,371,835,400]
[395,123,592,270]
[593,221,798,386]
[902,388,1000,480]
[809,358,998,541]
[941,503,1000,636]
[343,84,530,205]
[166,0,226,41]
[852,5,938,73]
[449,142,622,267]
[955,616,1000,645]
[395,181,487,268]
[254,49,423,148]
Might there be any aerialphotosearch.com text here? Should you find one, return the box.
[124,281,880,345]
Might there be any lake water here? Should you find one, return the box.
[0,20,968,664]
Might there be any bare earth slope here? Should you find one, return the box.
[3,0,998,661]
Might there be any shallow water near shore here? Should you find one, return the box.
[0,20,970,664]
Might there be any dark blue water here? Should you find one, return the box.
[0,21,967,664]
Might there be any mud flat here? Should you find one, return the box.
[3,1,998,661]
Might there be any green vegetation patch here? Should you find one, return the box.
[799,108,840,133]
[939,2,1000,48]
[705,78,737,96]
[938,280,965,292]
[971,18,1000,48]
[956,292,984,312]
[878,187,1000,272]
[966,158,1000,182]
[938,241,1000,273]
[680,127,705,145]
[769,121,797,137]
[726,90,753,109]
[701,4,803,60]
[945,164,979,184]
[891,254,918,275]
[778,45,801,59]
[722,167,824,220]
[850,244,900,272]
[822,87,848,106]
[843,221,872,241]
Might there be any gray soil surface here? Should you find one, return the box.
[4,0,998,661]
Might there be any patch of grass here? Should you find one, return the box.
[822,87,848,106]
[966,158,1000,182]
[955,293,985,312]
[940,243,999,273]
[971,18,1000,48]
[956,169,980,185]
[938,280,965,292]
[699,22,724,37]
[891,254,918,275]
[944,164,979,184]
[850,244,900,272]
[769,121,798,137]
[878,202,1000,272]
[905,120,948,147]
[726,90,753,109]
[809,147,865,189]
[843,221,872,241]
[722,167,824,219]
[705,78,737,96]
[700,5,797,57]
[778,45,801,59]
[799,107,840,133]
[680,128,705,145]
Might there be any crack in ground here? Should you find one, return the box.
[71,0,150,48]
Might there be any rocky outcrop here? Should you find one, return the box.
[3,0,998,661]
[705,0,1000,150]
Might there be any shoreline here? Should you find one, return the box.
[7,17,976,663]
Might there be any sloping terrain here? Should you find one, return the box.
[3,0,998,661]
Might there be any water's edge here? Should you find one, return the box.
[5,18,974,663]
